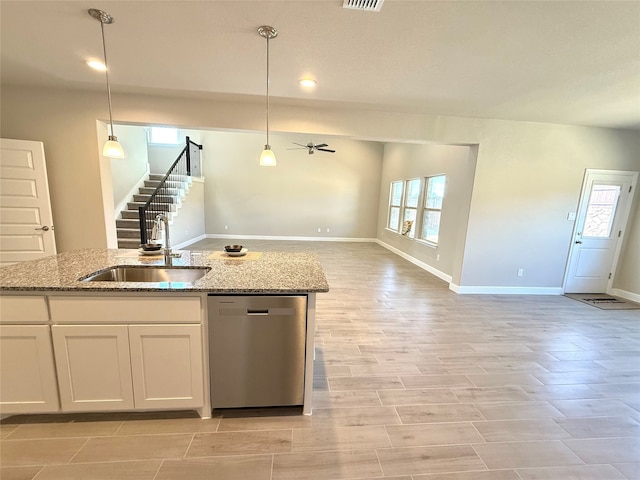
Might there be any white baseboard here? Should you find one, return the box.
[205,234,377,243]
[375,239,452,283]
[450,284,564,295]
[608,288,640,303]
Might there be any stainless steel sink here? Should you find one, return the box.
[81,265,211,283]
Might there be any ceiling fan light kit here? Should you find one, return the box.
[88,8,124,159]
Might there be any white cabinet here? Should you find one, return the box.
[1,294,206,415]
[52,325,134,412]
[51,323,204,412]
[129,324,204,409]
[0,325,59,413]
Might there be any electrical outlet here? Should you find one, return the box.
[517,268,524,277]
[317,228,321,233]
[224,225,228,230]
[436,254,440,261]
[326,228,330,233]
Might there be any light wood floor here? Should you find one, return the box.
[2,241,639,480]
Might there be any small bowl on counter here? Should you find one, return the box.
[140,243,163,252]
[224,245,243,253]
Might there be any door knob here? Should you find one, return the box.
[35,226,50,231]
[575,240,582,244]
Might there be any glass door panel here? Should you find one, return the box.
[583,184,621,238]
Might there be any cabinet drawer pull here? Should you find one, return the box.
[247,309,269,315]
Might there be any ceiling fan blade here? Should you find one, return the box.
[314,143,328,148]
[286,147,307,150]
[316,148,336,153]
[292,142,308,147]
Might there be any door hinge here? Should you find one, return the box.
[618,230,622,237]
[609,273,612,279]
[630,185,633,193]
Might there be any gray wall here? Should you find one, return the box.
[376,142,476,280]
[613,194,640,297]
[456,122,640,292]
[1,85,638,295]
[170,179,206,247]
[200,130,382,238]
[110,124,149,209]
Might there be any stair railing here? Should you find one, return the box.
[138,136,203,245]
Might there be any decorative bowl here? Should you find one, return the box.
[140,243,162,251]
[224,244,243,253]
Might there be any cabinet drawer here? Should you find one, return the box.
[49,296,201,324]
[0,296,49,324]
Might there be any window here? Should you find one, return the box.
[420,175,446,244]
[148,126,180,145]
[583,184,621,238]
[388,181,403,231]
[402,179,421,238]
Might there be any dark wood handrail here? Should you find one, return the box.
[138,136,203,245]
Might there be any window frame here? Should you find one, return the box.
[401,178,421,238]
[418,174,446,246]
[387,180,404,232]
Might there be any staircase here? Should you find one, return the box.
[115,173,190,248]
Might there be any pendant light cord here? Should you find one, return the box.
[265,33,270,147]
[100,19,115,138]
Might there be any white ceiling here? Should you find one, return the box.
[2,0,639,130]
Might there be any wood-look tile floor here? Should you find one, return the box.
[2,241,639,480]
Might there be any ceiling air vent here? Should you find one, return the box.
[343,0,384,12]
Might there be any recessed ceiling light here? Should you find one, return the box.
[86,60,107,71]
[299,78,317,88]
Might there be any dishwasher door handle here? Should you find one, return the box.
[247,309,269,315]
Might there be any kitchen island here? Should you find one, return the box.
[0,249,329,418]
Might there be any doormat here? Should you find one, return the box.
[565,293,640,310]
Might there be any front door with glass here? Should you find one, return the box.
[564,170,637,293]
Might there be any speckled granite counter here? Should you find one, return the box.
[0,249,330,293]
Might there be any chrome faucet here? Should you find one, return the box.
[154,213,172,265]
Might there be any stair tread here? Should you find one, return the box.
[118,172,187,243]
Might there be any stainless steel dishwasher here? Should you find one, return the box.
[208,295,307,408]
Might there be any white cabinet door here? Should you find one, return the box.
[52,325,134,412]
[0,325,59,413]
[129,324,204,410]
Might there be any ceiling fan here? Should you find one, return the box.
[288,141,336,155]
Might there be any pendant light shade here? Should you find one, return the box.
[103,137,125,158]
[259,147,277,167]
[258,25,278,167]
[89,8,124,159]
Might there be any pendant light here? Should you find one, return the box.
[89,8,125,159]
[258,26,278,167]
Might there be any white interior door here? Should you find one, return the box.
[564,169,637,293]
[0,138,56,265]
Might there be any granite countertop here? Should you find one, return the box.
[0,249,330,293]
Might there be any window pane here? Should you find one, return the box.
[390,181,403,207]
[403,209,416,238]
[149,126,179,145]
[425,175,445,209]
[405,179,421,208]
[583,184,621,238]
[389,207,400,230]
[421,211,441,243]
